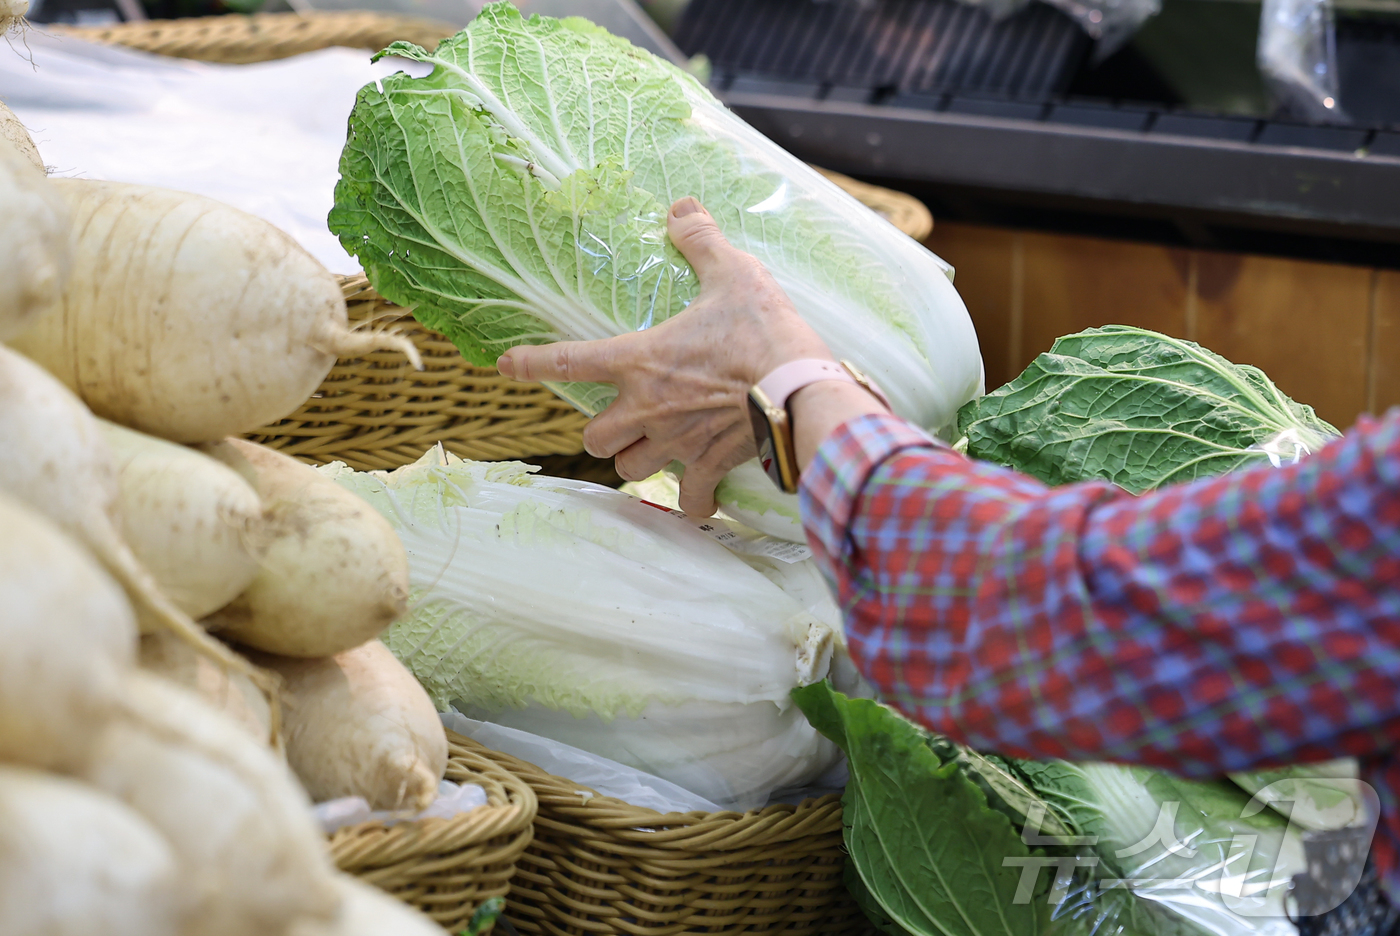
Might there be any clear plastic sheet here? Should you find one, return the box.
[312,780,488,835]
[1257,0,1348,123]
[455,695,840,812]
[1041,0,1161,57]
[441,712,723,813]
[442,712,848,814]
[1009,763,1380,936]
[0,32,431,273]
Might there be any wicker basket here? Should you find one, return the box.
[244,276,591,470]
[327,732,537,934]
[60,11,934,472]
[48,10,460,63]
[474,745,869,936]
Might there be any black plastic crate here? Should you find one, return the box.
[675,0,1091,100]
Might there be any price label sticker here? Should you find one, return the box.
[643,501,811,563]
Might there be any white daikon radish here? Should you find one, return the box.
[101,418,265,618]
[83,672,341,936]
[0,128,68,340]
[0,493,134,771]
[10,180,420,443]
[252,641,447,810]
[202,439,409,657]
[1,0,27,37]
[0,766,183,936]
[0,101,45,174]
[0,344,268,686]
[139,632,274,745]
[290,876,446,936]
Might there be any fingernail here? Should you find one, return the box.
[672,197,702,218]
[496,353,514,378]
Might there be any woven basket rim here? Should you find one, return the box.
[465,736,845,843]
[45,9,459,47]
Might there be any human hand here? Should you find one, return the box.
[496,197,831,516]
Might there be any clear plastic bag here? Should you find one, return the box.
[443,712,850,814]
[1257,0,1348,123]
[312,779,488,835]
[1039,0,1162,57]
[1022,763,1380,935]
[441,712,724,813]
[0,31,432,274]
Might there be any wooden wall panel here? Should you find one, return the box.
[1193,254,1372,430]
[925,220,1381,429]
[1018,231,1190,370]
[924,224,1017,391]
[1373,270,1400,417]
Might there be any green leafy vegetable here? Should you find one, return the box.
[330,2,983,538]
[459,896,504,936]
[957,325,1338,493]
[794,682,1049,936]
[795,683,1306,936]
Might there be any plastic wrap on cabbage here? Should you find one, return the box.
[1229,760,1374,833]
[329,2,985,542]
[793,682,1309,936]
[622,468,877,700]
[321,451,840,810]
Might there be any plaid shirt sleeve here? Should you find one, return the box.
[799,409,1400,887]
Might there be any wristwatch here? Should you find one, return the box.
[746,359,891,493]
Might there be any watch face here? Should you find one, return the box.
[747,391,786,490]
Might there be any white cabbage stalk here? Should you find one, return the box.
[624,468,876,698]
[322,452,840,809]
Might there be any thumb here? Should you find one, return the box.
[667,197,738,284]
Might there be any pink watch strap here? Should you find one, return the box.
[756,359,891,411]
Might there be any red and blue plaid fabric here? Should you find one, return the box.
[799,410,1400,894]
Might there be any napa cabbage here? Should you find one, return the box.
[321,451,840,809]
[329,2,984,541]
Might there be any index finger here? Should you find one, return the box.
[497,337,623,384]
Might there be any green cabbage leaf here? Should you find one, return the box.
[957,325,1339,494]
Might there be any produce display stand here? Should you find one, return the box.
[326,733,537,934]
[57,10,937,472]
[476,744,870,936]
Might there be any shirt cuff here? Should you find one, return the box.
[798,412,949,570]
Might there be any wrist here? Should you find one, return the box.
[743,324,833,387]
[789,381,889,469]
[745,357,892,493]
